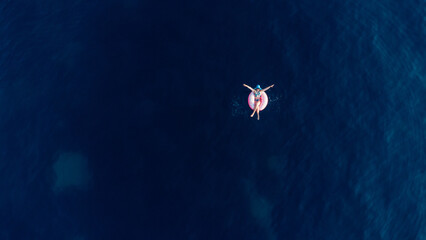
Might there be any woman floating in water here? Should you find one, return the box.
[243,84,274,120]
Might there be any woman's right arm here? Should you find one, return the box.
[243,84,254,91]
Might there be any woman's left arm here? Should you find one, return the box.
[262,84,274,92]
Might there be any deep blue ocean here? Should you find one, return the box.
[1,0,425,239]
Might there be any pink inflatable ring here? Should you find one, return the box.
[248,92,268,111]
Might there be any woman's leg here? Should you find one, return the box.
[250,107,256,117]
[252,102,260,118]
[251,102,259,117]
[256,108,260,120]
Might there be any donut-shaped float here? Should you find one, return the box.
[248,92,268,111]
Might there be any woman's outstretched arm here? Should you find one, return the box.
[261,84,274,92]
[243,84,255,91]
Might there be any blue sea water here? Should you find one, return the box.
[0,0,425,239]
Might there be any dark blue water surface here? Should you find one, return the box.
[1,0,425,239]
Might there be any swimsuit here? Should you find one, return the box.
[254,91,261,102]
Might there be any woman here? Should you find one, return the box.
[243,84,274,120]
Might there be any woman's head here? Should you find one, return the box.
[255,85,262,91]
